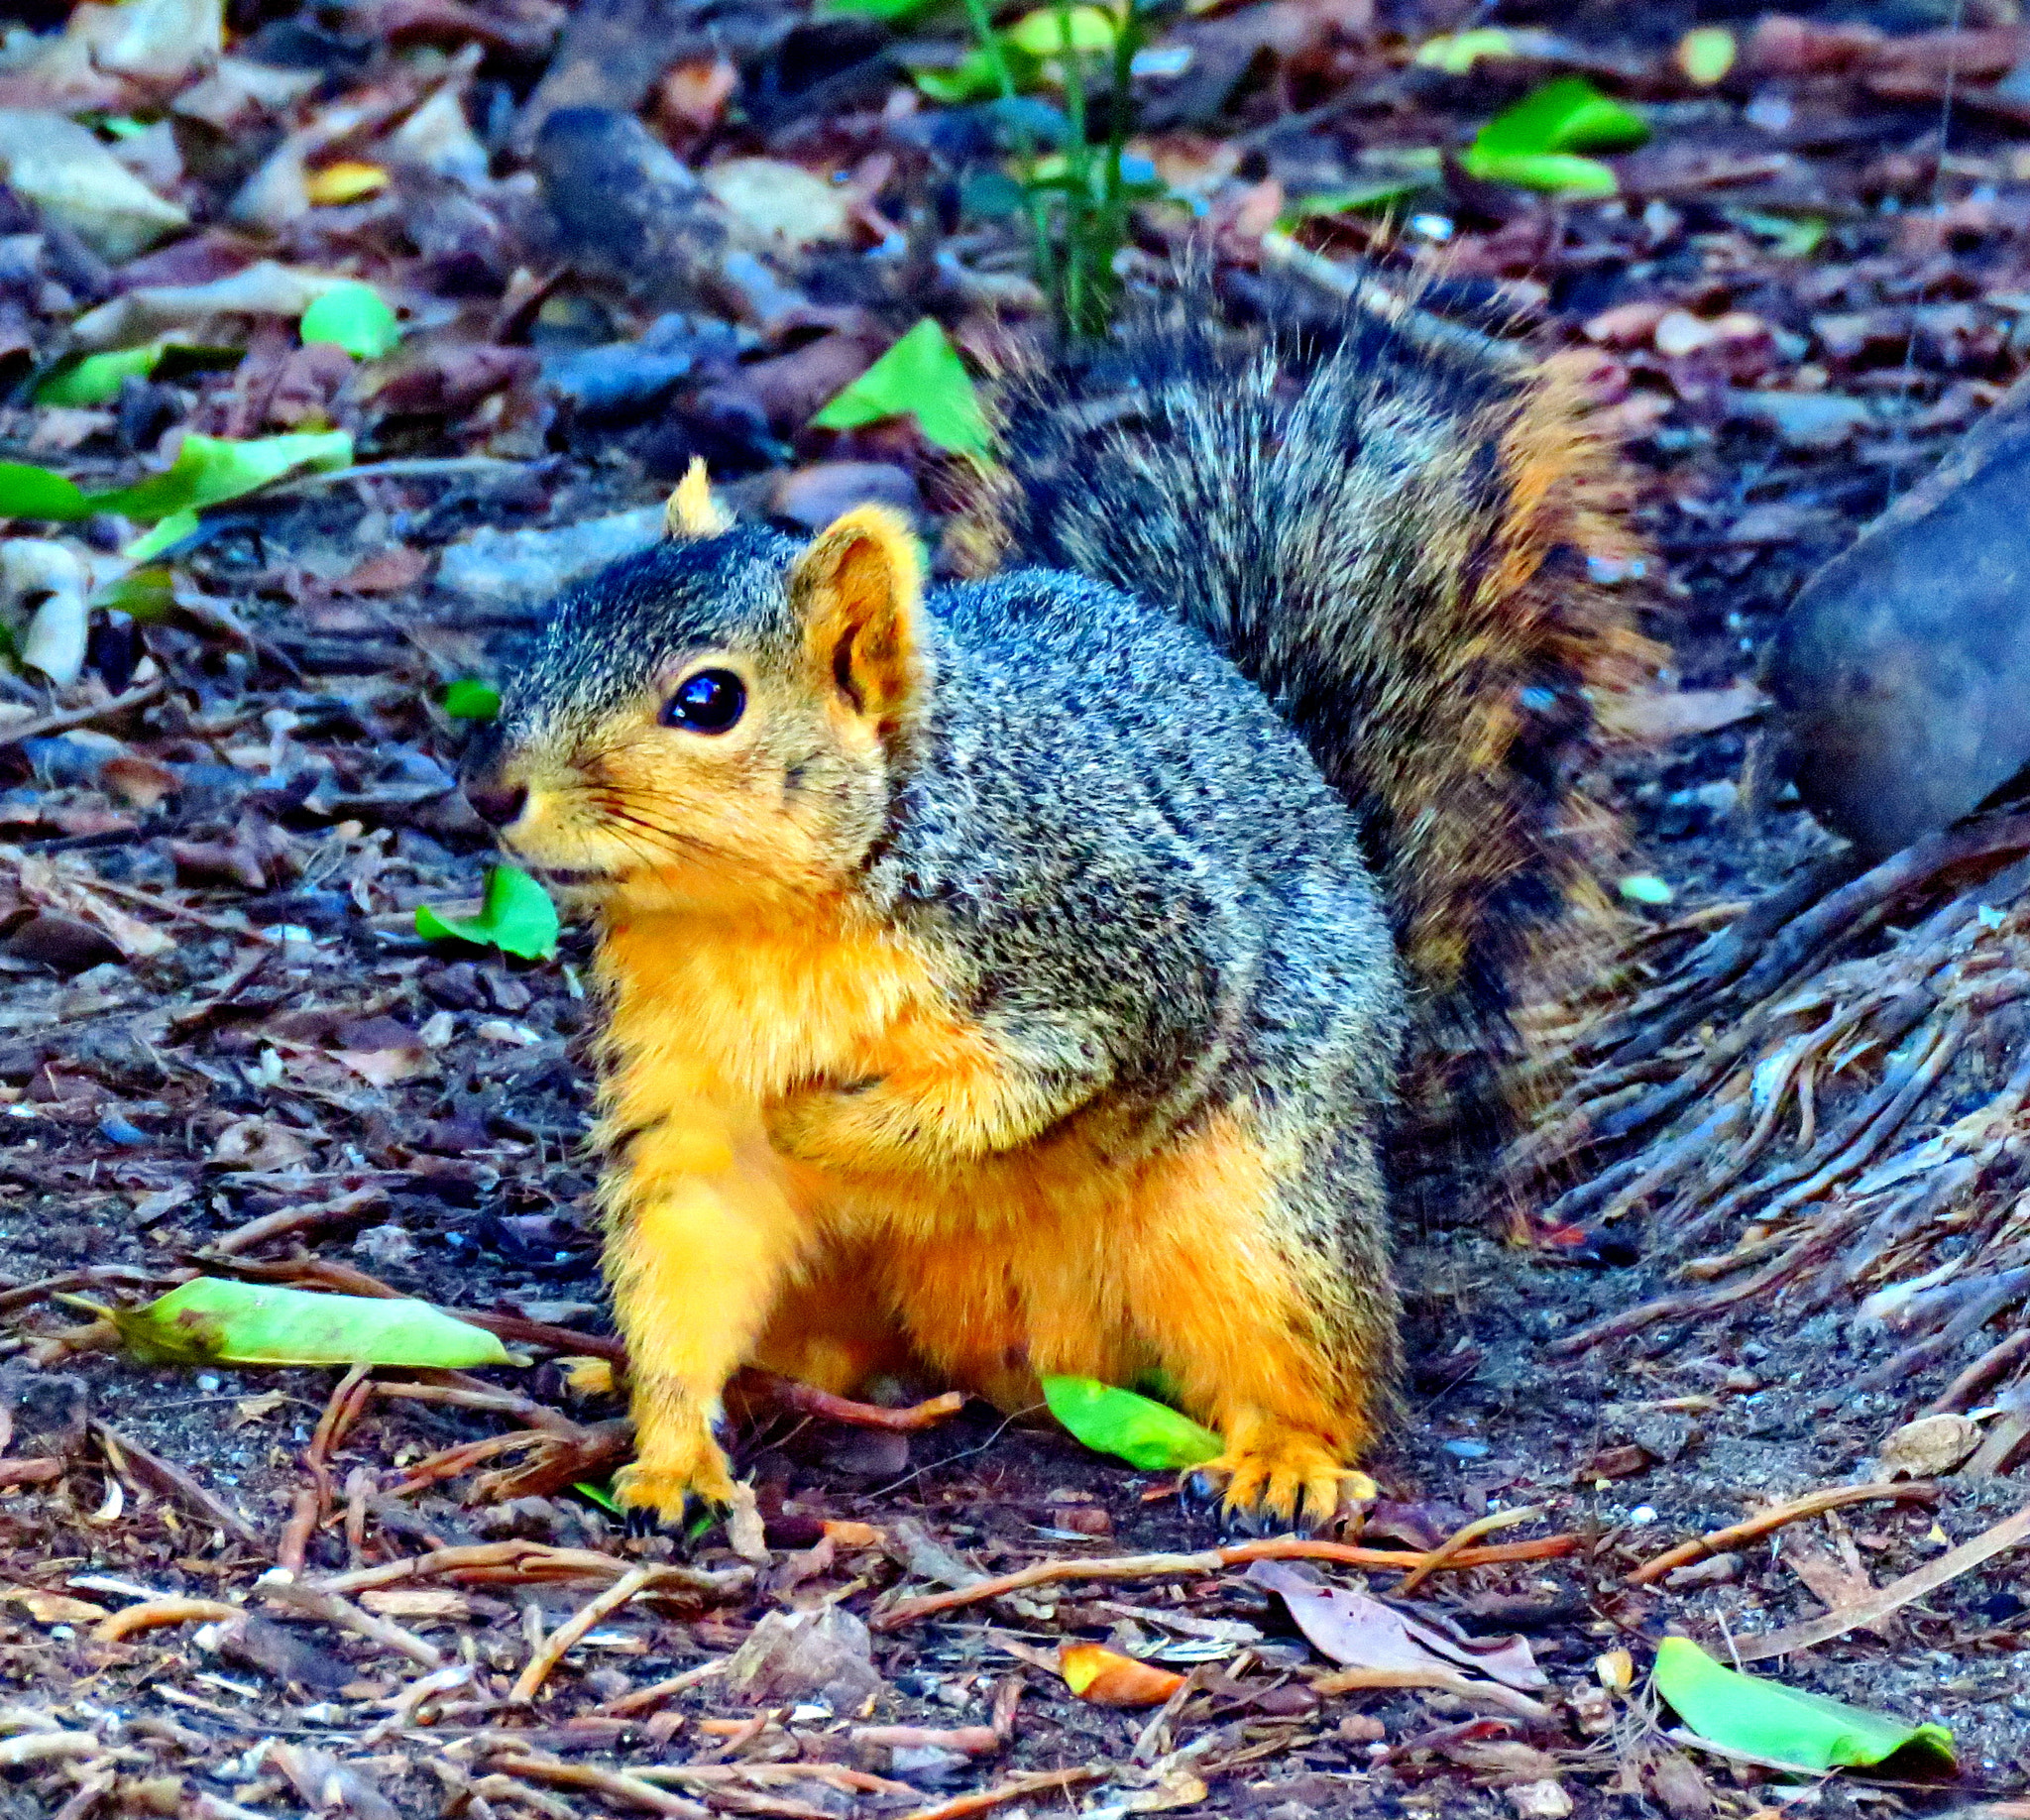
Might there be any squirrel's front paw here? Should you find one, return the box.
[1184,1433,1377,1536]
[613,1433,739,1537]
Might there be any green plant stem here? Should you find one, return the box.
[1057,0,1091,333]
[1100,2,1139,316]
[959,0,1057,307]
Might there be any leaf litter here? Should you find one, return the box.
[0,0,2022,1813]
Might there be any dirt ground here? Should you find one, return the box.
[0,1,2026,1816]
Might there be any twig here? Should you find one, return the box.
[1309,1664,1552,1723]
[899,1766,1107,1820]
[511,1564,655,1703]
[315,1539,749,1599]
[0,678,166,747]
[257,1567,443,1666]
[1627,1482,1941,1587]
[304,1364,372,1514]
[870,1533,1578,1631]
[734,1370,965,1432]
[1397,1504,1544,1597]
[0,1459,61,1488]
[1925,1327,2030,1415]
[91,1597,241,1643]
[204,1187,389,1258]
[484,1753,706,1819]
[93,1421,262,1547]
[599,1658,727,1716]
[1731,1499,2030,1661]
[276,1488,319,1574]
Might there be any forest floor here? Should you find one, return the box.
[0,1,2025,1816]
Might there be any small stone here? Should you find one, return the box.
[1338,1712,1386,1744]
[1877,1412,1980,1479]
[1507,1778,1573,1819]
[1664,1550,1741,1590]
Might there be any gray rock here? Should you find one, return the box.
[436,507,665,612]
[1765,366,2030,855]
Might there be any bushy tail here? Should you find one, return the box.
[956,287,1656,1164]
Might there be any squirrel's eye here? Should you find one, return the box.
[660,668,745,734]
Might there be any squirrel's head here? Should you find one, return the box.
[464,461,931,916]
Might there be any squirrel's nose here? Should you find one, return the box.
[466,780,527,830]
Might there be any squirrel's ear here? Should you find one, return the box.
[789,506,926,737]
[665,457,733,539]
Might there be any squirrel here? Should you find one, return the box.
[462,287,1652,1533]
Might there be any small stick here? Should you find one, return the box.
[316,1538,749,1599]
[206,1188,388,1258]
[511,1564,655,1703]
[0,1459,61,1488]
[734,1370,965,1433]
[1397,1504,1544,1598]
[1309,1664,1552,1723]
[93,1421,262,1547]
[851,1725,1002,1757]
[91,1597,241,1643]
[600,1658,727,1716]
[0,678,166,747]
[276,1488,319,1574]
[1627,1482,1940,1587]
[1924,1327,2030,1415]
[303,1364,371,1511]
[870,1533,1578,1631]
[899,1765,1107,1820]
[369,1380,586,1437]
[257,1567,443,1667]
[484,1754,705,1819]
[1731,1498,2030,1661]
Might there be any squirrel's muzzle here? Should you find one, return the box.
[459,726,527,830]
[466,778,527,830]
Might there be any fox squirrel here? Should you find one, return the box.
[463,291,1651,1533]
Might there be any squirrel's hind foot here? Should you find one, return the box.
[613,1429,740,1538]
[1184,1433,1375,1536]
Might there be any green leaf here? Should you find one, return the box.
[1459,151,1620,197]
[1042,1375,1222,1470]
[912,46,1023,104]
[1678,27,1738,86]
[123,508,201,562]
[93,429,355,521]
[36,344,164,406]
[1411,28,1523,74]
[90,1280,513,1370]
[821,0,947,17]
[1653,1638,1956,1774]
[1472,77,1648,160]
[416,864,560,962]
[1283,173,1434,220]
[443,678,502,721]
[91,565,176,623]
[1618,872,1674,906]
[0,462,90,520]
[1006,5,1117,56]
[300,281,401,360]
[812,319,990,458]
[573,1479,621,1514]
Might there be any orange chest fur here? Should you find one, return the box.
[596,907,950,1108]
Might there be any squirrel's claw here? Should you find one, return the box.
[613,1450,736,1545]
[1182,1434,1370,1538]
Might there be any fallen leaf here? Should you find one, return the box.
[416,865,559,962]
[96,1279,513,1370]
[812,319,990,458]
[1042,1376,1221,1470]
[1058,1642,1185,1706]
[1247,1560,1546,1690]
[1652,1636,1954,1773]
